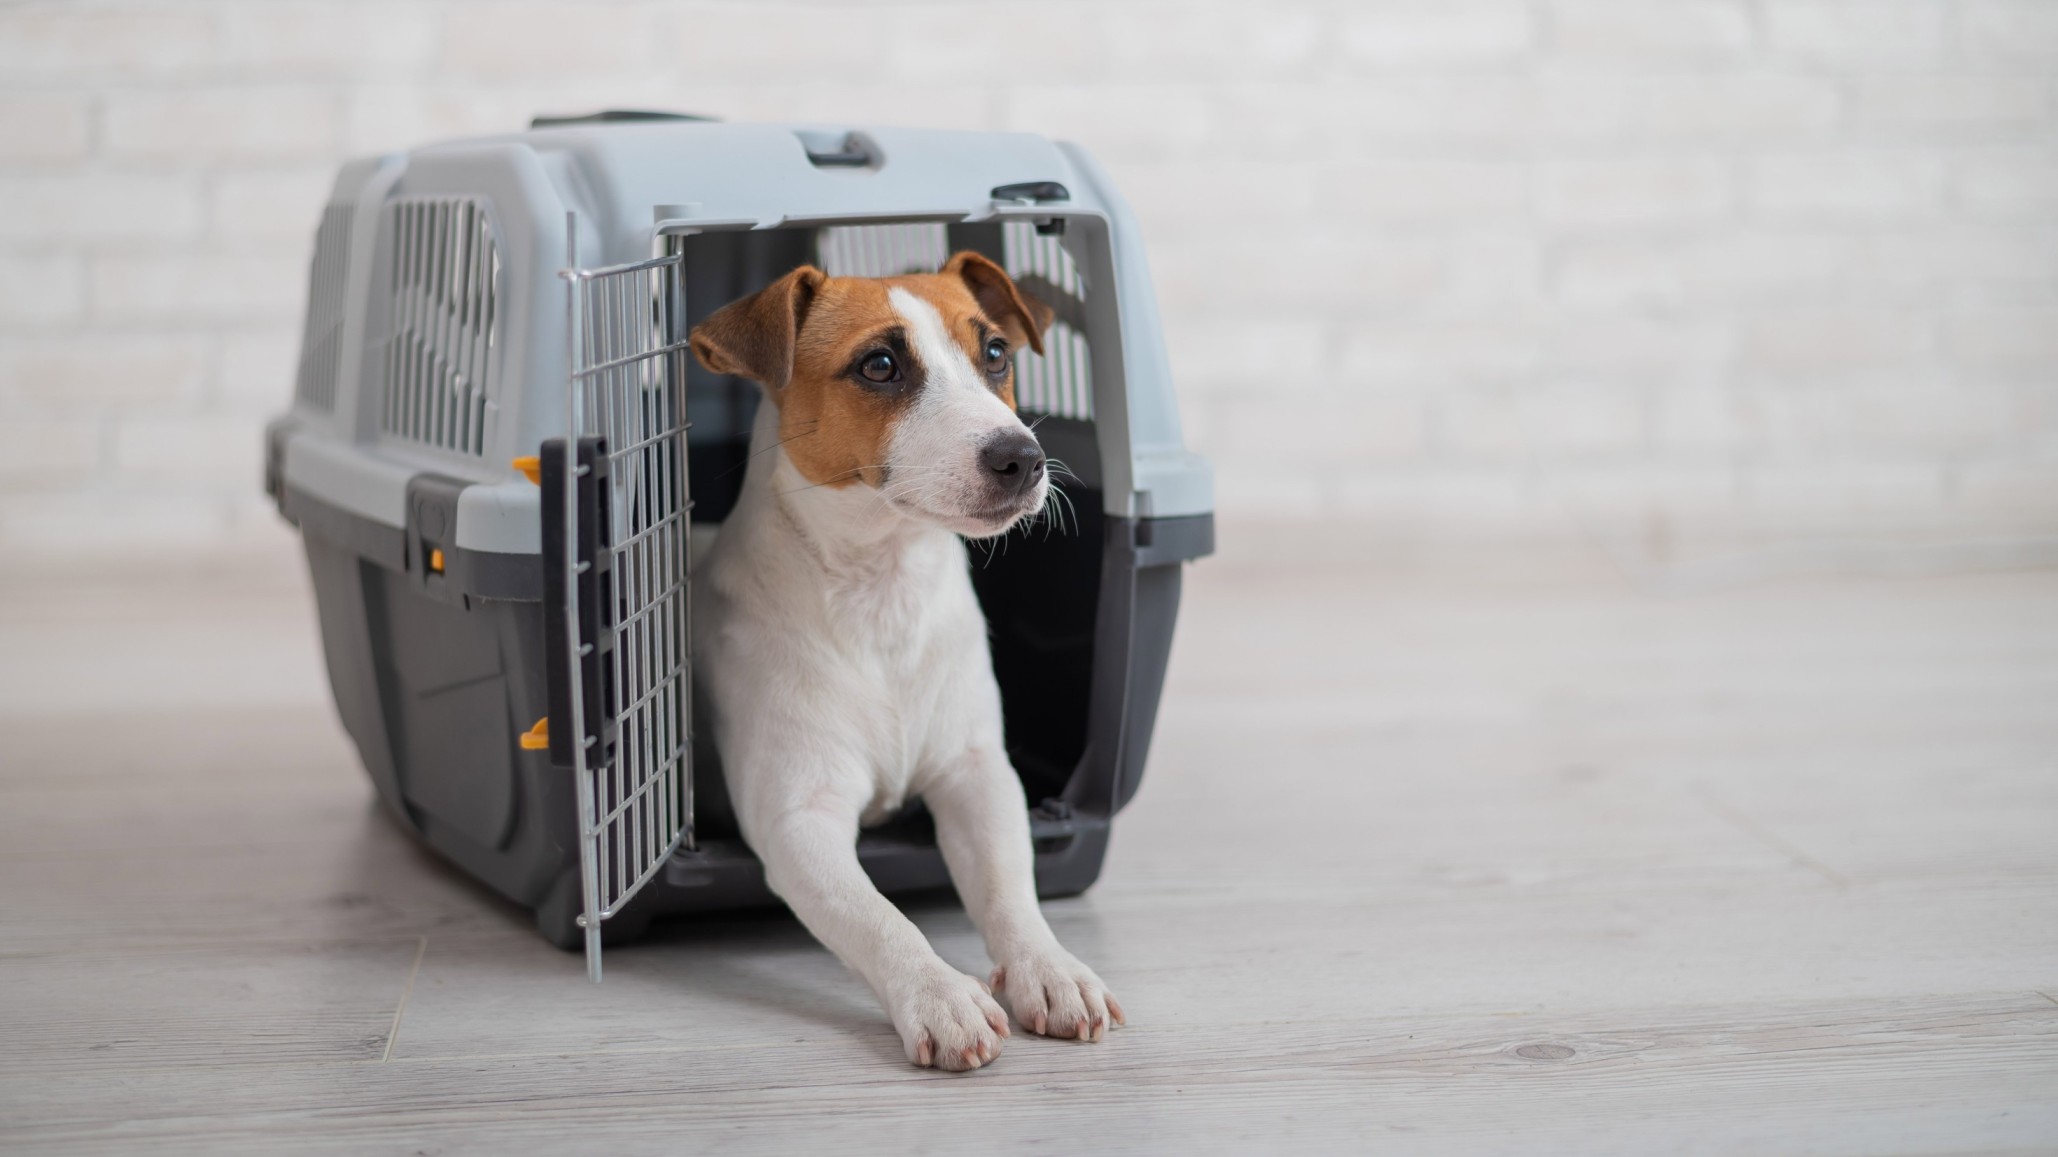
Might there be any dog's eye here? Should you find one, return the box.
[858,351,898,383]
[983,338,1008,375]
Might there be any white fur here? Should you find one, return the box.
[879,286,1049,535]
[690,294,1114,1072]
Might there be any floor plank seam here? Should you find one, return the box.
[18,993,2050,1083]
[380,936,428,1064]
[0,933,449,962]
[1688,782,1851,889]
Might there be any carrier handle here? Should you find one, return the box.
[797,130,880,169]
[991,181,1070,203]
[529,109,716,129]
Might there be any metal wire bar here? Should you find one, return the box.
[563,250,683,281]
[610,663,687,725]
[596,745,687,826]
[608,503,686,552]
[560,226,693,982]
[572,337,695,380]
[612,573,686,632]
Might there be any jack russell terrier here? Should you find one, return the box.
[688,251,1121,1072]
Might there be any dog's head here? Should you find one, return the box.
[689,251,1055,538]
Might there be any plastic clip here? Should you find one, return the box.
[519,718,550,751]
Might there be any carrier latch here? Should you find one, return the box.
[519,718,550,751]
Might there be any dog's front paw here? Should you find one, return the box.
[890,966,1010,1072]
[991,949,1123,1042]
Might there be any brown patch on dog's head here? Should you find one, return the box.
[688,252,1055,494]
[943,250,1055,355]
[688,264,826,391]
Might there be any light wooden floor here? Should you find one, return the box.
[3,527,2056,1155]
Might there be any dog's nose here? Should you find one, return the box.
[979,431,1045,494]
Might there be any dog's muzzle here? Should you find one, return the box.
[979,430,1046,500]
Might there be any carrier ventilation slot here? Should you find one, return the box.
[814,221,1093,421]
[1003,221,1092,421]
[381,196,499,457]
[293,204,352,412]
[817,222,948,278]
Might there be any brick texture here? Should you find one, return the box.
[1,0,2053,556]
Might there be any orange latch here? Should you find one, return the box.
[519,718,550,751]
[428,547,445,574]
[512,455,542,485]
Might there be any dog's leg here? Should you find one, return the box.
[925,752,1124,1042]
[754,797,1010,1071]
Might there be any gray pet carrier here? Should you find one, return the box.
[265,113,1214,979]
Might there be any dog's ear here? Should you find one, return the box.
[943,250,1054,356]
[689,265,827,392]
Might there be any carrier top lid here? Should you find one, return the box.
[400,118,1087,249]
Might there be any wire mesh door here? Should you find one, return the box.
[553,223,694,981]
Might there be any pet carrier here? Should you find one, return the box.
[265,114,1214,979]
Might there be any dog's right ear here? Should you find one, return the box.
[689,265,827,393]
[944,250,1053,355]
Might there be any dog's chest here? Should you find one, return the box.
[702,480,1002,829]
[817,559,981,820]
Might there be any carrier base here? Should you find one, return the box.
[531,819,1111,951]
[295,507,1136,951]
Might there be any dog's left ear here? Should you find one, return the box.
[944,251,1054,356]
[689,264,827,393]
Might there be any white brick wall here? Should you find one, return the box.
[1,0,2053,555]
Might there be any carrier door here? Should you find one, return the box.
[541,238,694,982]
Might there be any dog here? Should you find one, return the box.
[687,251,1122,1071]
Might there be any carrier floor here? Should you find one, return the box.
[4,530,2057,1154]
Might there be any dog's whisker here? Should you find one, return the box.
[712,423,823,484]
